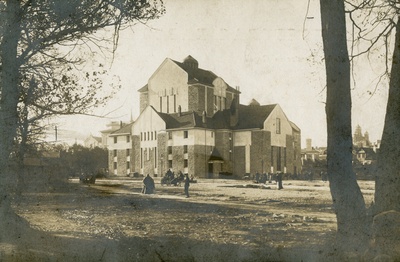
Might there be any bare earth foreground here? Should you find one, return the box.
[0,177,375,261]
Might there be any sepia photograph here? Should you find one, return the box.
[0,0,399,261]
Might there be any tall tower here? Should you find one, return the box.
[353,125,363,146]
[306,138,312,151]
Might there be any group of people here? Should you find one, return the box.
[142,170,191,197]
[253,172,284,190]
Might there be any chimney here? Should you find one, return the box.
[202,111,207,124]
[178,105,182,116]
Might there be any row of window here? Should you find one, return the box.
[140,147,157,169]
[113,149,130,157]
[112,119,280,145]
[141,131,157,141]
[167,159,188,169]
[160,95,177,114]
[167,145,189,154]
[113,161,130,170]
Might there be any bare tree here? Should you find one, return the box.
[0,0,164,235]
[347,0,400,214]
[319,0,368,251]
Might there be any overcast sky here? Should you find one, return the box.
[54,0,389,148]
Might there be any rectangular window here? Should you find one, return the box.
[184,159,188,168]
[211,131,214,138]
[168,131,172,140]
[271,146,274,165]
[141,148,143,168]
[155,131,157,140]
[127,135,130,143]
[113,149,117,157]
[167,96,169,113]
[147,132,150,141]
[113,162,117,170]
[127,161,130,169]
[126,149,130,156]
[168,146,172,154]
[284,148,287,167]
[294,148,297,160]
[114,136,117,144]
[168,160,172,169]
[184,145,188,153]
[277,147,282,171]
[144,132,146,141]
[276,118,281,134]
[174,95,176,113]
[140,132,143,141]
[146,148,150,161]
[154,147,157,168]
[184,130,188,138]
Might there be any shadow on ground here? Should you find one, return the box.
[0,179,349,261]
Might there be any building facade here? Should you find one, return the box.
[108,56,302,178]
[84,134,102,148]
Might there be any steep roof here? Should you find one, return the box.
[234,104,276,130]
[209,147,224,162]
[171,58,240,94]
[155,103,278,131]
[136,56,240,94]
[138,84,148,92]
[290,121,301,132]
[109,122,134,136]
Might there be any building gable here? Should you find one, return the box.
[148,58,189,113]
[132,106,166,136]
[263,104,293,147]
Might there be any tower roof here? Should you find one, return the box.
[183,55,199,68]
[249,98,260,106]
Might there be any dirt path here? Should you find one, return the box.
[1,178,375,261]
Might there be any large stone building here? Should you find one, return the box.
[108,56,302,178]
[353,124,371,148]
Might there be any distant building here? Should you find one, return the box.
[100,121,127,148]
[84,134,102,148]
[108,56,302,177]
[107,122,134,175]
[301,138,327,162]
[354,147,377,165]
[353,124,371,147]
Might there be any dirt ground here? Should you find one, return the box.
[0,177,375,261]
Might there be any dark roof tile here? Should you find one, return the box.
[110,122,134,135]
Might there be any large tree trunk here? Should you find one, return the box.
[375,16,400,213]
[0,0,23,237]
[319,0,367,250]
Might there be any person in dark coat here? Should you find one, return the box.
[276,172,283,190]
[143,174,155,194]
[184,174,190,198]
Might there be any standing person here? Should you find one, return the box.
[142,174,155,194]
[277,172,283,190]
[184,174,190,198]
